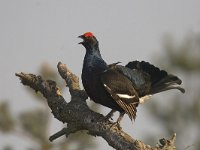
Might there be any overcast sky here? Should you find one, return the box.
[0,0,200,149]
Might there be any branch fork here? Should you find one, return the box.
[16,62,176,150]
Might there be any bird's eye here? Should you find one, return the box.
[85,36,91,39]
[85,36,93,41]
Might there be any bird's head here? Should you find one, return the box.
[78,32,98,50]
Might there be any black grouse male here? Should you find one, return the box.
[79,32,185,124]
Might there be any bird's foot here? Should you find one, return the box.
[110,112,125,130]
[110,121,122,130]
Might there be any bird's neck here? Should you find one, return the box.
[85,43,102,57]
[83,45,107,70]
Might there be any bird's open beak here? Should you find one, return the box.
[78,35,84,44]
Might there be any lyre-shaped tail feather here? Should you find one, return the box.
[126,61,185,94]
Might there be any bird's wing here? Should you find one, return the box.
[115,65,151,96]
[101,69,139,120]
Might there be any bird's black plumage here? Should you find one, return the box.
[101,67,139,120]
[79,32,185,123]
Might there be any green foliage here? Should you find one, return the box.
[161,33,200,71]
[147,32,200,150]
[3,146,13,150]
[0,102,14,132]
[19,109,49,142]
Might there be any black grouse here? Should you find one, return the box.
[79,32,185,124]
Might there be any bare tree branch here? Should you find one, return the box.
[15,62,177,150]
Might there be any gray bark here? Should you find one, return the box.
[15,62,176,150]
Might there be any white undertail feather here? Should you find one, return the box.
[139,95,152,104]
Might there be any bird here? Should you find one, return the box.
[78,32,185,125]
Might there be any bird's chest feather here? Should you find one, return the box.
[82,54,107,97]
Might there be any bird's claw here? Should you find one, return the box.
[110,121,122,130]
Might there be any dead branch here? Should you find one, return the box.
[15,62,176,150]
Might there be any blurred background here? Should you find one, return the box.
[0,0,200,150]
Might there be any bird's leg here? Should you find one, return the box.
[105,109,116,120]
[116,112,125,124]
[111,112,125,129]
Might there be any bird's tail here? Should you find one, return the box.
[125,61,185,94]
[150,74,185,94]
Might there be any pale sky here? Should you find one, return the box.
[0,0,200,149]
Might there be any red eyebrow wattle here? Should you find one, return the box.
[83,32,94,38]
